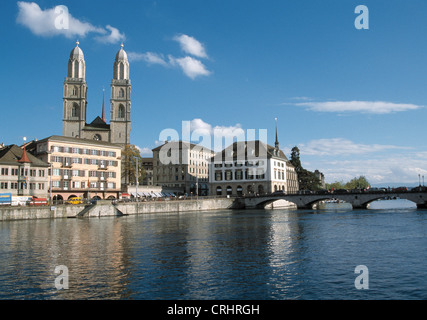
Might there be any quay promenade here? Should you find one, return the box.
[0,197,237,221]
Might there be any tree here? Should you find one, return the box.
[121,144,146,186]
[290,146,321,191]
[345,176,370,190]
[325,176,371,190]
[290,146,302,172]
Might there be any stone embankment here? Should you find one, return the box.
[0,198,238,221]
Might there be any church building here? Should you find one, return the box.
[62,42,131,147]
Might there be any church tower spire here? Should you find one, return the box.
[63,41,88,138]
[110,43,131,146]
[275,117,279,150]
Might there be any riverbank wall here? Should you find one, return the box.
[0,198,239,221]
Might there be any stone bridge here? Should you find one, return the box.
[237,191,427,209]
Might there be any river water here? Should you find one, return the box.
[0,206,426,300]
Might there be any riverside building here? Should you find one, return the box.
[152,141,215,196]
[0,145,50,198]
[33,135,122,202]
[209,139,299,197]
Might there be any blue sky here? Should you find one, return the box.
[1,0,427,185]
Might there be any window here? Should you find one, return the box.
[52,181,60,188]
[119,88,125,98]
[71,104,80,118]
[215,171,222,181]
[1,168,8,175]
[225,171,233,181]
[235,170,243,180]
[118,105,125,119]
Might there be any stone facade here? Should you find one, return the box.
[62,42,131,147]
[152,141,214,195]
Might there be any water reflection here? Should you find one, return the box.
[0,208,426,300]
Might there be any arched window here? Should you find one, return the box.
[74,61,79,78]
[119,88,125,98]
[72,86,78,96]
[216,186,222,196]
[71,104,80,118]
[119,63,124,80]
[118,105,125,119]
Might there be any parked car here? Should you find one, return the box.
[67,197,83,205]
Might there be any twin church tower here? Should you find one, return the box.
[62,41,131,147]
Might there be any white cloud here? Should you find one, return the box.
[16,2,124,43]
[95,25,125,44]
[188,119,245,151]
[135,146,153,157]
[313,157,427,185]
[129,34,211,79]
[292,100,423,114]
[127,51,168,66]
[288,138,427,185]
[170,56,211,79]
[173,34,208,58]
[297,138,409,156]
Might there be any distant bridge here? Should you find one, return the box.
[237,191,427,209]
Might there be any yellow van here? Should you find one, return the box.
[67,197,83,205]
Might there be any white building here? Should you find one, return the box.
[209,140,298,196]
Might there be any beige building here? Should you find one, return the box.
[62,42,131,147]
[34,135,122,202]
[141,157,154,186]
[209,140,299,196]
[152,141,214,195]
[0,145,50,198]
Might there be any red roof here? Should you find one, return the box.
[18,148,31,163]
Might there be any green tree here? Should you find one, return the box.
[290,146,321,191]
[325,176,371,191]
[122,144,146,186]
[345,176,370,190]
[290,146,302,171]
